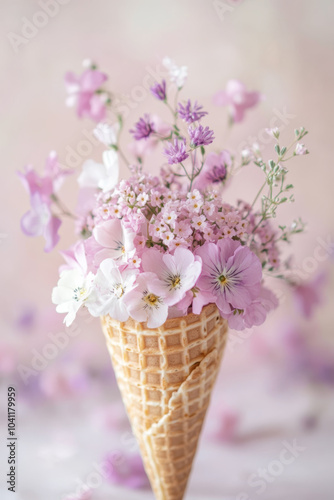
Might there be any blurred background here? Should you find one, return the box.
[1,1,334,499]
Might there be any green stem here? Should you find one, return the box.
[243,179,267,219]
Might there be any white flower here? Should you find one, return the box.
[93,122,119,147]
[162,57,188,89]
[78,150,119,193]
[89,259,137,321]
[52,269,96,326]
[295,143,308,155]
[124,273,168,328]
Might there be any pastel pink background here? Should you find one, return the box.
[1,1,334,499]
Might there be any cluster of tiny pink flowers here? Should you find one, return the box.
[147,190,249,252]
[84,171,250,255]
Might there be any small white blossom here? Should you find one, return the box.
[52,269,96,326]
[163,57,188,89]
[78,150,119,193]
[93,122,119,147]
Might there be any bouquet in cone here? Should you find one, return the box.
[19,57,309,499]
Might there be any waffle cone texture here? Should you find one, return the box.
[101,303,228,500]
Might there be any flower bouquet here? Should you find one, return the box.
[19,58,309,500]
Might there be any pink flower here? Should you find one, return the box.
[18,152,71,251]
[59,240,89,275]
[142,247,202,306]
[206,405,240,442]
[65,68,108,122]
[293,272,327,319]
[175,220,192,239]
[213,79,263,123]
[21,193,61,252]
[93,219,136,265]
[18,151,70,200]
[103,451,149,489]
[193,151,231,190]
[191,214,207,230]
[224,286,278,330]
[124,272,168,328]
[195,239,262,316]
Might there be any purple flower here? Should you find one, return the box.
[103,451,150,489]
[195,238,263,317]
[65,69,108,122]
[163,138,189,164]
[178,100,207,123]
[150,80,166,101]
[188,125,215,147]
[130,114,156,140]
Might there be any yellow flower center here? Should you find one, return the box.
[171,276,181,288]
[144,293,159,306]
[218,275,228,287]
[114,284,125,298]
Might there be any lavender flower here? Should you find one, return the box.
[163,139,189,165]
[189,125,215,147]
[130,114,155,140]
[150,80,166,101]
[178,100,207,123]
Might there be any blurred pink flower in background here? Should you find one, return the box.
[20,193,61,252]
[193,150,231,190]
[103,451,150,489]
[293,271,327,318]
[92,402,130,432]
[18,151,70,200]
[39,360,90,399]
[18,151,71,252]
[280,323,334,385]
[206,405,241,443]
[213,79,263,123]
[65,68,108,122]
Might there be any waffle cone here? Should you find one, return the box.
[101,303,228,500]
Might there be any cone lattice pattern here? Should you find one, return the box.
[101,303,228,500]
